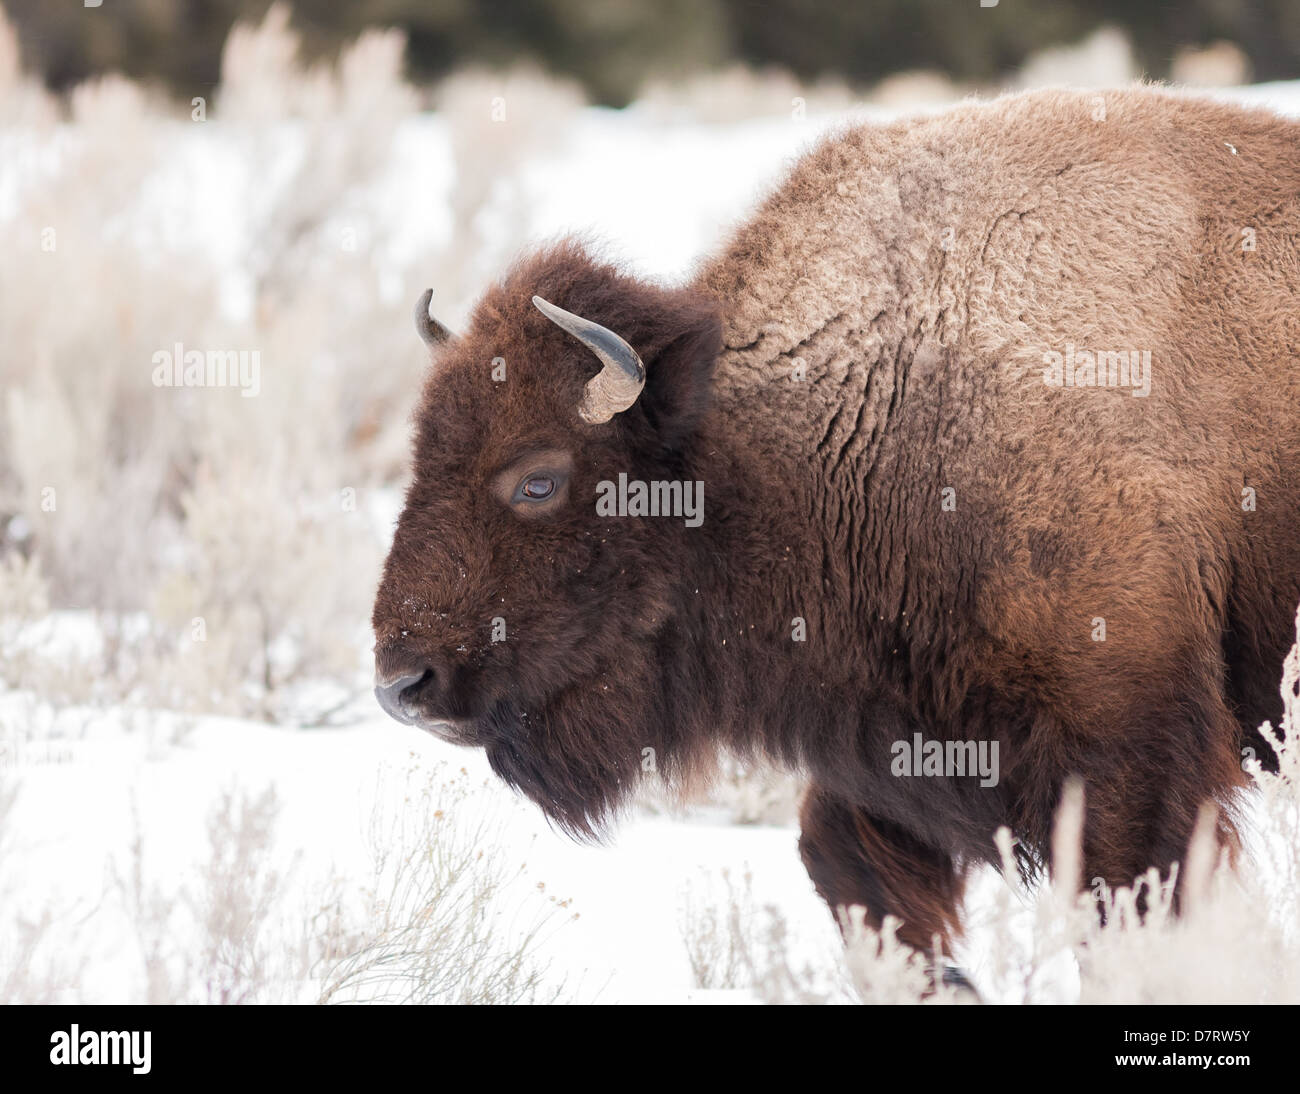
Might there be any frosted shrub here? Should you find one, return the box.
[678,869,943,1004]
[708,754,802,826]
[147,457,377,720]
[0,552,48,685]
[110,785,298,1005]
[3,762,571,1004]
[0,768,86,1003]
[0,3,431,715]
[679,867,761,990]
[316,763,572,1005]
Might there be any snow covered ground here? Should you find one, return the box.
[0,683,832,1002]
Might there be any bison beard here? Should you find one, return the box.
[481,704,631,841]
[479,626,719,840]
[375,87,1300,979]
[479,690,653,842]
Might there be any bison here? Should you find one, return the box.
[372,87,1300,981]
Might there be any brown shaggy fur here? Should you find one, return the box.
[374,87,1300,959]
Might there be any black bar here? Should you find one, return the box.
[0,1004,1291,1082]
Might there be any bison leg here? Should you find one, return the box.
[1061,684,1244,916]
[798,784,971,992]
[1071,770,1241,919]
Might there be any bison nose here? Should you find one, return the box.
[374,670,429,725]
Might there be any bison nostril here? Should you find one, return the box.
[374,670,428,724]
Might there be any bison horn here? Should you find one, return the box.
[414,288,453,347]
[532,295,646,424]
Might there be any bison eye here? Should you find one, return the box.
[508,468,569,510]
[520,475,555,500]
[493,450,572,516]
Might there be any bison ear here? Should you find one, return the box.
[638,299,722,448]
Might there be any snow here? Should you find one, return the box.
[2,680,834,1002]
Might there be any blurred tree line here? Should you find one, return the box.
[4,0,1298,104]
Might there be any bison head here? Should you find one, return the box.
[372,242,723,835]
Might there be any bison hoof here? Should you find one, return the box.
[930,964,982,1003]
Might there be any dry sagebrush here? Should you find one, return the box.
[315,762,573,1005]
[0,762,572,1005]
[0,4,444,719]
